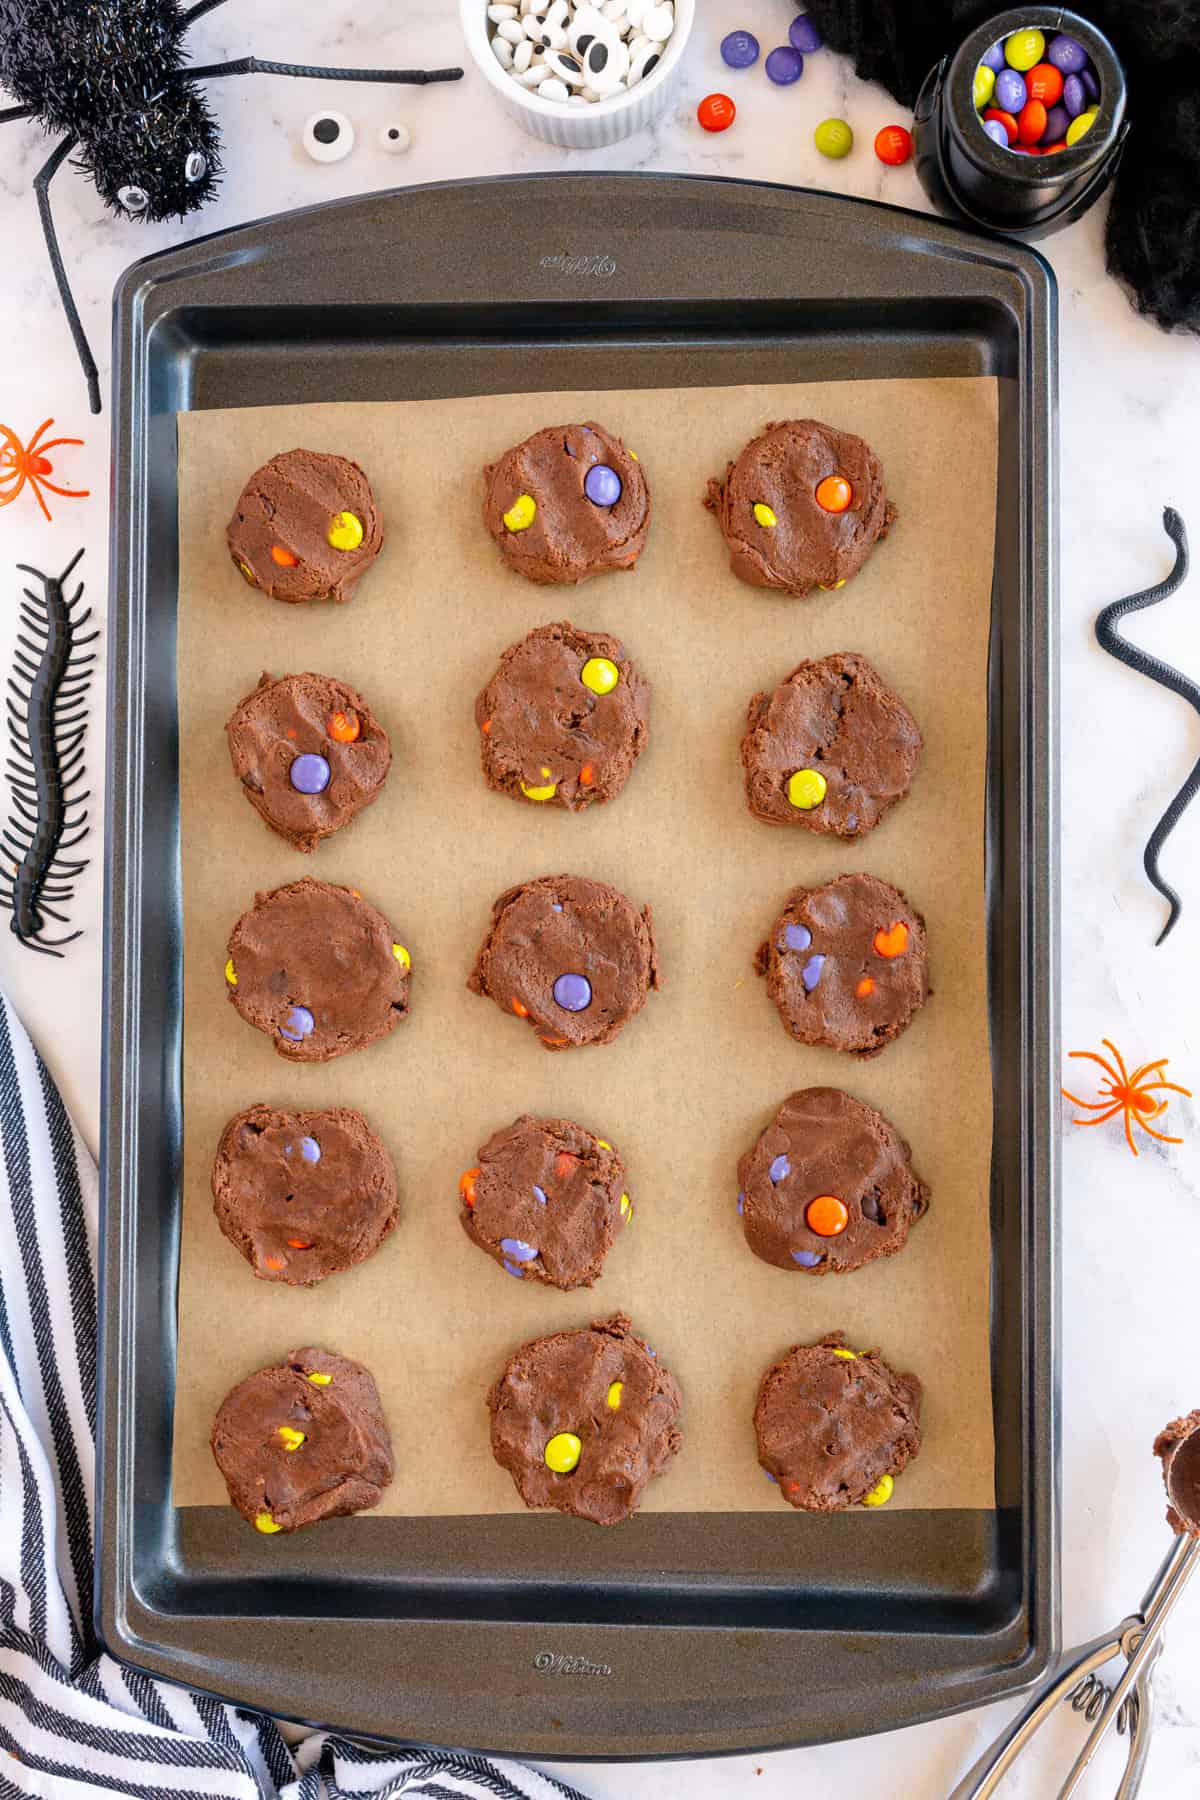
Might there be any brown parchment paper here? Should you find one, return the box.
[173,378,998,1516]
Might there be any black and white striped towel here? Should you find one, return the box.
[0,993,592,1800]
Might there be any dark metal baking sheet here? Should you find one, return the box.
[99,173,1059,1759]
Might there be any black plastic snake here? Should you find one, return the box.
[1095,508,1197,945]
[2,548,95,955]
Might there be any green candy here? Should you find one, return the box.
[814,117,853,159]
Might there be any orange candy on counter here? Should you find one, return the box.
[873,124,913,166]
[698,92,736,133]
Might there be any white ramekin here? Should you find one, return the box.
[460,0,694,148]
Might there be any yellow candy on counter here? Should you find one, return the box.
[863,1473,895,1507]
[254,1511,282,1534]
[1066,107,1098,146]
[306,1370,332,1386]
[544,1431,582,1474]
[1004,27,1045,70]
[224,958,237,986]
[327,510,364,552]
[787,768,828,811]
[277,1426,306,1452]
[753,501,778,528]
[392,943,411,968]
[832,1347,859,1361]
[606,1381,624,1411]
[580,656,620,696]
[503,493,537,532]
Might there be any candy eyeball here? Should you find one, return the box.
[302,111,354,164]
[117,184,149,215]
[377,121,412,154]
[568,6,628,94]
[184,150,207,183]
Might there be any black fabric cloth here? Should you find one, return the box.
[804,0,1200,333]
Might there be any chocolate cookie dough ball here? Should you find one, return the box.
[757,873,929,1057]
[482,421,651,585]
[226,671,391,852]
[1154,1410,1200,1537]
[459,1115,631,1289]
[737,1088,929,1275]
[226,448,383,603]
[468,873,658,1051]
[741,653,922,837]
[488,1314,681,1525]
[211,1345,394,1534]
[755,1333,922,1512]
[705,419,895,597]
[476,621,651,811]
[226,878,411,1062]
[212,1104,399,1286]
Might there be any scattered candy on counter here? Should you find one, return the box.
[487,0,674,106]
[874,124,913,166]
[544,1430,582,1473]
[720,29,758,69]
[697,91,736,132]
[378,122,412,153]
[765,44,803,85]
[814,117,853,158]
[973,27,1100,154]
[302,111,354,163]
[789,13,822,54]
[1062,1038,1191,1158]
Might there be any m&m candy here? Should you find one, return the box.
[806,1193,849,1237]
[503,493,536,532]
[584,464,622,506]
[874,124,913,166]
[1025,62,1063,107]
[972,62,995,109]
[328,708,360,742]
[815,474,852,513]
[580,656,619,695]
[553,972,592,1012]
[720,30,759,69]
[698,92,736,132]
[1048,33,1087,73]
[327,511,364,552]
[983,108,1017,144]
[544,1432,582,1474]
[814,116,853,158]
[972,28,1101,155]
[765,45,803,85]
[1066,106,1098,146]
[993,67,1026,114]
[789,13,822,54]
[1017,99,1047,145]
[787,768,827,810]
[290,753,330,794]
[1004,28,1045,71]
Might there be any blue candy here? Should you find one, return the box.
[721,29,759,68]
[769,1154,790,1184]
[737,1190,745,1215]
[500,1237,538,1262]
[279,1005,314,1042]
[801,953,825,991]
[289,753,330,795]
[982,118,1010,147]
[765,45,803,85]
[532,1184,548,1206]
[1047,33,1087,74]
[1080,66,1100,104]
[788,13,822,54]
[1062,73,1087,117]
[584,464,621,507]
[792,1248,824,1267]
[980,40,1006,72]
[782,921,812,952]
[502,1260,524,1279]
[299,1136,321,1164]
[994,67,1026,113]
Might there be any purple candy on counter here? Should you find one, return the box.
[737,1190,745,1215]
[584,463,622,506]
[792,1248,824,1267]
[1042,103,1069,143]
[982,118,1010,146]
[279,1004,314,1043]
[782,921,812,952]
[552,972,592,1012]
[801,953,825,991]
[980,40,1006,72]
[1048,32,1088,73]
[1080,66,1100,103]
[1062,72,1086,117]
[500,1237,538,1262]
[299,1136,321,1164]
[502,1260,524,1279]
[532,1183,548,1206]
[769,1154,790,1184]
[788,13,822,53]
[765,44,803,85]
[994,67,1026,113]
[289,752,330,795]
[721,28,759,68]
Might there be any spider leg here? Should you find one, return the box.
[33,136,101,416]
[1101,1039,1133,1088]
[1066,1048,1121,1085]
[1126,1058,1170,1087]
[0,105,35,127]
[1067,1104,1124,1128]
[1136,1120,1185,1146]
[1060,1089,1117,1111]
[186,55,464,86]
[1136,1079,1192,1098]
[34,477,89,502]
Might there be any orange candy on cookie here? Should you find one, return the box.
[815,474,853,514]
[874,922,910,959]
[805,1194,849,1237]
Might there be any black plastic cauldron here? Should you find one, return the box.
[914,6,1128,238]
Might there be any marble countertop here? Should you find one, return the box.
[1,1,1198,1792]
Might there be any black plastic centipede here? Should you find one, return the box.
[1095,507,1199,946]
[1,547,96,955]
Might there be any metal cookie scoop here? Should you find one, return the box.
[950,1410,1200,1799]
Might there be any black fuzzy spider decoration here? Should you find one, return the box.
[0,0,462,414]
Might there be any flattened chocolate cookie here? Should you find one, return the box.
[476,621,651,810]
[488,1314,681,1525]
[226,878,411,1061]
[737,1088,929,1275]
[741,652,922,837]
[459,1115,631,1289]
[754,1333,922,1512]
[468,873,658,1051]
[482,421,651,585]
[1154,1410,1200,1536]
[705,419,895,597]
[226,671,391,852]
[211,1346,394,1534]
[757,873,929,1057]
[227,448,383,603]
[212,1104,399,1285]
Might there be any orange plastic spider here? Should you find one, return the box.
[1062,1038,1192,1157]
[0,419,89,522]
